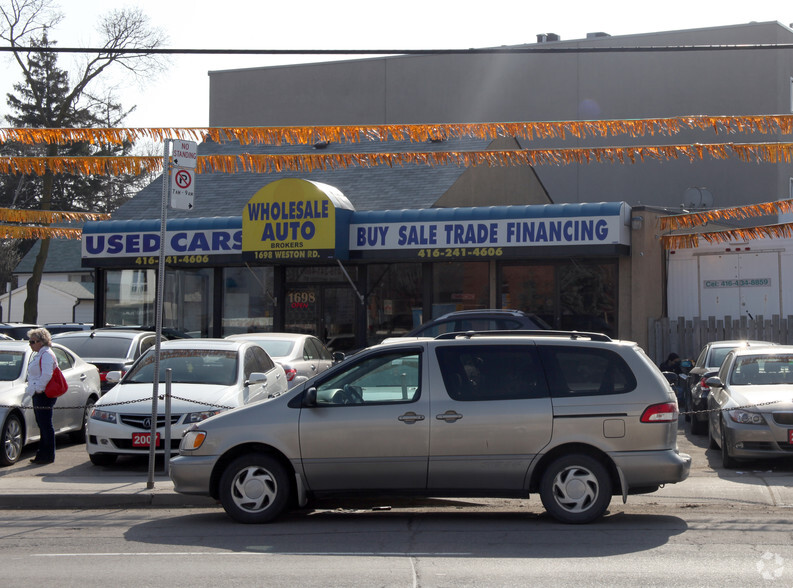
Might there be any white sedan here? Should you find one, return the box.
[0,341,101,466]
[226,332,341,388]
[86,338,287,466]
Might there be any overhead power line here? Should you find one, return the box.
[1,44,793,56]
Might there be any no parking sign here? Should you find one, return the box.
[170,140,197,210]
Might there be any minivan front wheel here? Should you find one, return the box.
[539,454,612,524]
[219,454,290,524]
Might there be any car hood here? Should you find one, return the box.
[95,382,242,413]
[729,385,793,409]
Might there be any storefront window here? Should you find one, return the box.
[501,261,617,336]
[558,262,616,337]
[105,269,156,326]
[222,266,275,335]
[431,262,489,319]
[366,263,422,344]
[104,268,214,337]
[500,265,555,324]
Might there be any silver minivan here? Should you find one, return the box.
[170,331,691,524]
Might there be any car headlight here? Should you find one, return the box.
[727,409,766,425]
[184,409,223,424]
[181,428,207,451]
[90,408,117,424]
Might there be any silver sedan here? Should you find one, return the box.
[707,345,793,468]
[0,341,101,465]
[226,333,340,387]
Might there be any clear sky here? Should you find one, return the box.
[1,0,792,128]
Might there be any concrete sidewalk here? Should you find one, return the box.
[0,442,216,509]
[2,434,793,511]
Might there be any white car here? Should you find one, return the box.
[225,333,341,388]
[86,338,287,466]
[0,341,101,466]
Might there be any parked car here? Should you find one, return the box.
[225,333,342,388]
[388,309,551,342]
[52,329,159,393]
[0,323,40,340]
[685,340,776,435]
[706,345,793,468]
[86,338,287,466]
[0,340,101,465]
[170,330,691,525]
[43,322,94,335]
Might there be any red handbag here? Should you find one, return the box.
[40,355,69,398]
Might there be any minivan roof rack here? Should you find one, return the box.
[434,329,613,342]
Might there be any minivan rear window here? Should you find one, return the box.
[538,346,637,397]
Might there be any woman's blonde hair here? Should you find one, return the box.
[26,327,52,346]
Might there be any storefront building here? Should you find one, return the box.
[83,178,634,352]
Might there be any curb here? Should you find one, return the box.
[0,492,218,510]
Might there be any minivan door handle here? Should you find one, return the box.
[398,411,425,424]
[436,410,463,422]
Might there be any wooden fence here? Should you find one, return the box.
[647,315,793,365]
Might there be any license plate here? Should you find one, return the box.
[132,432,161,448]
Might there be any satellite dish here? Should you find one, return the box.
[682,187,713,209]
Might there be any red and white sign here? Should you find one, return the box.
[172,140,197,168]
[170,167,195,210]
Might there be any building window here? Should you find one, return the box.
[222,266,274,336]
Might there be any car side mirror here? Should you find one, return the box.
[706,376,723,389]
[303,387,318,407]
[332,351,345,363]
[245,372,267,386]
[661,371,678,385]
[105,371,122,384]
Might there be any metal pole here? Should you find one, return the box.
[147,139,169,489]
[163,367,172,476]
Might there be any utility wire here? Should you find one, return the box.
[1,44,793,55]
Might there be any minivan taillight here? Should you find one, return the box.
[640,402,678,423]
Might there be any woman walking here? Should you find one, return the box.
[25,328,57,464]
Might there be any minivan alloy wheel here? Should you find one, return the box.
[539,454,612,524]
[220,454,290,524]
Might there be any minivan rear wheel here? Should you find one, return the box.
[539,454,612,524]
[219,454,290,524]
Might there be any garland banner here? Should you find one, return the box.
[1,114,793,146]
[0,224,83,240]
[660,199,793,231]
[3,142,793,176]
[662,222,793,249]
[0,208,110,224]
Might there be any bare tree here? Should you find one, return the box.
[0,0,167,323]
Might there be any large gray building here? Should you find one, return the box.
[209,21,793,210]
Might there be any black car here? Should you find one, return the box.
[0,322,40,340]
[404,309,551,338]
[51,329,158,393]
[685,339,776,434]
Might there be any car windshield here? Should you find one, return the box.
[0,351,25,380]
[246,339,295,358]
[55,335,133,358]
[124,349,239,385]
[730,355,793,386]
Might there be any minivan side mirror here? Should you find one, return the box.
[303,387,318,407]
